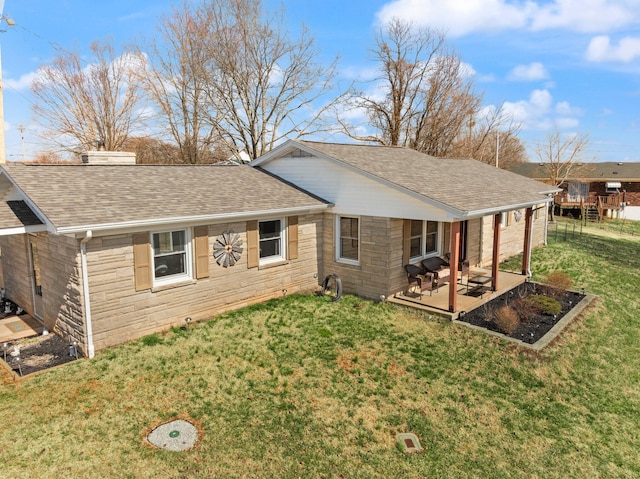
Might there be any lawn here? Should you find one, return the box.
[1,219,639,478]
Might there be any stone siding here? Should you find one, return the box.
[86,214,323,351]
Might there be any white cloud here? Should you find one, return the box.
[555,101,583,116]
[4,71,38,91]
[376,0,640,37]
[585,35,640,62]
[507,62,549,81]
[376,0,531,37]
[499,89,582,130]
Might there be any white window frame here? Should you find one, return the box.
[335,215,360,265]
[258,218,286,265]
[409,220,441,262]
[151,228,193,286]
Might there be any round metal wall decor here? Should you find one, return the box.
[213,230,243,267]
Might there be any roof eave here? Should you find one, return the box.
[56,204,332,236]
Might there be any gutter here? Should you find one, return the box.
[80,230,95,358]
[55,204,332,236]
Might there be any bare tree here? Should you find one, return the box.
[136,2,223,164]
[336,19,478,154]
[201,0,338,160]
[337,19,525,165]
[454,107,527,168]
[534,129,592,220]
[31,40,145,154]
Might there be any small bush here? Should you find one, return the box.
[493,305,521,335]
[140,333,163,347]
[511,297,542,322]
[525,295,562,316]
[544,270,573,291]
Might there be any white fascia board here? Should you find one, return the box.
[250,139,300,166]
[59,204,331,237]
[458,197,553,221]
[0,224,49,236]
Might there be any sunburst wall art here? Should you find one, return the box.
[213,230,243,267]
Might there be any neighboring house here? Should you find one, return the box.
[0,142,557,357]
[509,162,640,221]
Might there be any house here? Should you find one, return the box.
[0,142,557,357]
[508,162,640,221]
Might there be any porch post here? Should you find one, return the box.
[491,214,501,292]
[448,221,461,313]
[521,207,533,275]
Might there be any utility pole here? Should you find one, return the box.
[495,132,500,168]
[17,123,25,161]
[0,1,15,164]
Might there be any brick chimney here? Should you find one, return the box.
[82,151,137,165]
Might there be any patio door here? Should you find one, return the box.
[29,235,43,320]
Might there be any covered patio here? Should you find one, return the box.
[389,268,527,320]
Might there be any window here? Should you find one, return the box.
[259,219,285,264]
[337,216,359,264]
[152,229,191,283]
[409,220,440,261]
[409,220,422,258]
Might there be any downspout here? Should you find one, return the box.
[80,230,95,358]
[527,214,534,279]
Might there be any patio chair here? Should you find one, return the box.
[421,257,450,286]
[441,254,470,284]
[404,264,436,298]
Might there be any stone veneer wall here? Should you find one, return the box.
[86,214,323,352]
[321,214,406,300]
[480,207,547,268]
[0,233,85,344]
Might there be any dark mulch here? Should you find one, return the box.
[457,282,585,344]
[2,333,83,377]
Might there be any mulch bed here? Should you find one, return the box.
[457,282,585,344]
[2,333,83,377]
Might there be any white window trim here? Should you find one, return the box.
[151,228,193,287]
[258,218,287,265]
[335,215,360,266]
[409,220,442,263]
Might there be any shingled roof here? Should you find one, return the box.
[291,141,558,214]
[508,161,640,181]
[0,163,329,234]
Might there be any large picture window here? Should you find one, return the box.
[409,220,440,261]
[152,229,190,282]
[259,219,285,263]
[337,216,359,264]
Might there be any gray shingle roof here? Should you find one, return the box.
[0,163,329,232]
[298,141,557,213]
[508,161,640,181]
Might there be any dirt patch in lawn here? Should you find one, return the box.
[1,333,83,378]
[456,282,588,347]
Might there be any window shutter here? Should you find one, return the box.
[194,225,210,279]
[402,219,411,266]
[287,216,299,260]
[247,220,259,268]
[133,233,152,291]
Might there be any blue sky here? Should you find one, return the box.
[1,0,640,162]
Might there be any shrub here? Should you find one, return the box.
[525,295,562,316]
[493,305,521,335]
[511,297,542,322]
[544,270,573,291]
[140,333,163,347]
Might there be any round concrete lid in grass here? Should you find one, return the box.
[147,419,199,451]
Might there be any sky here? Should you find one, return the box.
[1,0,640,162]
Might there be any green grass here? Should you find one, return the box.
[1,221,639,478]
